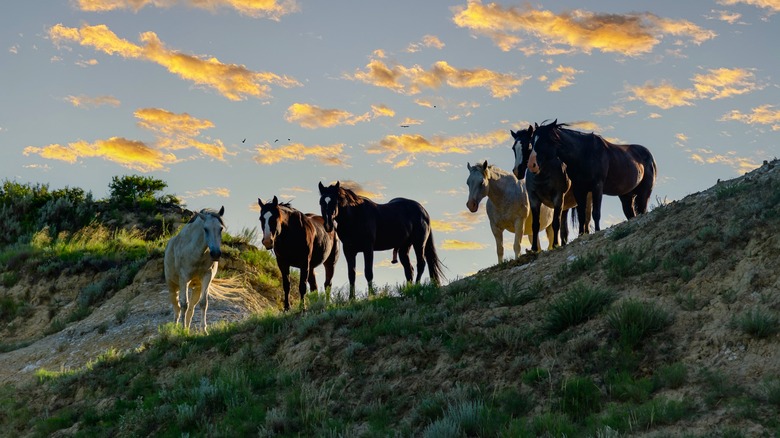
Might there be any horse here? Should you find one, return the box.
[318,181,445,298]
[164,206,225,333]
[528,120,657,234]
[465,160,556,263]
[511,126,587,252]
[258,196,339,311]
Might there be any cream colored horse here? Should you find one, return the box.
[164,207,225,333]
[466,161,555,263]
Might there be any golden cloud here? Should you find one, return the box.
[23,137,177,172]
[629,68,759,109]
[253,142,349,167]
[371,104,395,118]
[285,103,371,128]
[134,108,227,160]
[183,187,232,199]
[367,129,508,167]
[75,0,299,19]
[720,104,780,130]
[431,211,482,233]
[65,94,120,108]
[452,1,715,56]
[49,23,301,101]
[348,58,526,99]
[690,149,761,174]
[406,34,446,52]
[547,65,581,92]
[442,239,487,250]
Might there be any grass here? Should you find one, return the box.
[735,308,779,339]
[543,282,616,335]
[607,300,672,349]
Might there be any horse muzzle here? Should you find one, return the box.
[209,249,222,261]
[466,199,479,213]
[261,236,274,250]
[513,165,525,180]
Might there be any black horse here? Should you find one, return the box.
[318,181,445,298]
[511,126,581,252]
[528,120,657,233]
[258,196,339,310]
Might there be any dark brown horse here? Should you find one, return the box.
[528,120,656,233]
[318,181,445,298]
[511,126,580,251]
[258,196,339,310]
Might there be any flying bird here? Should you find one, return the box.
[242,138,246,143]
[400,125,410,128]
[274,139,279,142]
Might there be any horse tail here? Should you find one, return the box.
[210,276,272,314]
[424,232,446,286]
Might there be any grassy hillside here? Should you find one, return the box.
[2,164,780,437]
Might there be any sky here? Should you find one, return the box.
[2,0,779,293]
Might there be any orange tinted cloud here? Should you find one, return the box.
[367,129,508,168]
[183,187,231,199]
[547,65,581,91]
[629,68,759,109]
[431,211,482,233]
[253,142,349,167]
[65,94,120,108]
[75,0,299,19]
[720,104,780,130]
[452,1,715,56]
[442,239,487,250]
[285,103,371,128]
[135,108,227,160]
[371,104,395,118]
[348,57,526,99]
[49,23,301,100]
[690,149,761,174]
[23,137,177,172]
[406,34,445,52]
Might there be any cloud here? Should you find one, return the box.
[285,103,371,128]
[337,180,384,200]
[9,45,19,54]
[134,108,227,160]
[628,68,758,109]
[75,58,99,67]
[182,187,231,199]
[253,142,349,167]
[65,94,120,108]
[23,137,177,172]
[452,1,715,56]
[400,117,423,126]
[547,65,582,91]
[406,34,445,52]
[720,104,780,130]
[718,0,780,13]
[367,129,508,167]
[347,57,527,99]
[708,9,743,24]
[442,239,487,250]
[74,0,299,20]
[49,23,301,101]
[690,149,762,174]
[431,211,482,233]
[371,104,395,118]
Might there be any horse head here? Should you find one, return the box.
[528,119,561,174]
[258,196,284,250]
[197,206,225,261]
[511,126,534,180]
[318,181,340,232]
[465,160,490,213]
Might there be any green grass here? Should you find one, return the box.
[736,308,779,339]
[543,282,616,335]
[607,300,672,349]
[556,252,600,279]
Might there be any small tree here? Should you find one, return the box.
[108,175,168,207]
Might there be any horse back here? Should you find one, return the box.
[602,140,655,196]
[374,198,430,251]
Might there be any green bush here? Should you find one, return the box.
[607,300,672,349]
[543,283,615,335]
[736,308,779,339]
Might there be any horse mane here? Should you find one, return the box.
[338,186,366,207]
[187,208,225,227]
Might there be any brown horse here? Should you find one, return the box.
[258,196,339,310]
[528,120,656,233]
[318,181,445,298]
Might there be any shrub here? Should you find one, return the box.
[558,376,601,421]
[736,308,779,339]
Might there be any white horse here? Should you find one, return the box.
[466,161,555,263]
[164,206,225,333]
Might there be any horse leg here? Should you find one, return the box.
[279,263,292,311]
[591,184,604,231]
[551,203,564,248]
[560,209,569,245]
[391,248,399,264]
[530,202,542,253]
[633,174,655,214]
[198,266,215,334]
[167,281,181,326]
[490,223,504,264]
[299,262,310,311]
[363,250,375,295]
[618,193,637,220]
[573,188,590,235]
[413,240,426,284]
[184,278,200,332]
[398,245,414,283]
[345,251,357,300]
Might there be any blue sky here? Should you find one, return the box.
[2,0,779,292]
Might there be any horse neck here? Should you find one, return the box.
[182,219,208,251]
[485,168,521,204]
[556,128,594,162]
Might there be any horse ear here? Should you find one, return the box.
[467,162,472,171]
[534,122,539,129]
[335,181,340,190]
[218,206,224,216]
[272,196,278,206]
[482,160,488,169]
[553,118,558,125]
[528,124,533,132]
[258,198,264,207]
[510,129,516,137]
[318,181,325,193]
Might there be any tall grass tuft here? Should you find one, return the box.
[607,300,672,349]
[543,283,615,335]
[735,308,779,339]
